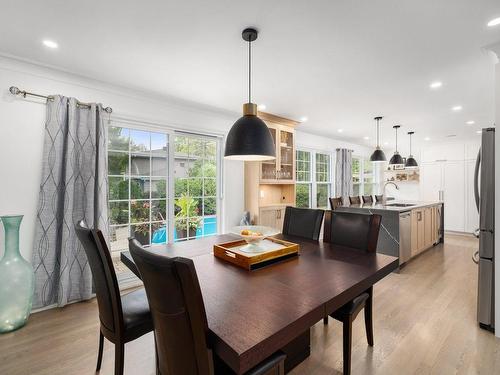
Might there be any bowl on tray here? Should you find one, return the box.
[231,226,280,253]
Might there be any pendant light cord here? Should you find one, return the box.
[248,39,252,103]
[395,128,398,151]
[376,118,380,147]
[409,133,412,155]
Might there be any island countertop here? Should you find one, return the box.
[342,200,443,213]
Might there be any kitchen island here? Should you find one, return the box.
[336,201,444,265]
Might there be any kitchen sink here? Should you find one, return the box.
[385,203,416,207]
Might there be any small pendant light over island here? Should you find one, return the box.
[405,131,418,168]
[224,28,276,161]
[370,116,387,162]
[389,125,404,165]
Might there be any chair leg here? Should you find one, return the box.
[96,331,104,372]
[114,343,124,375]
[342,317,352,375]
[365,288,374,346]
[323,316,329,325]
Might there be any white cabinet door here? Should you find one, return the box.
[443,161,465,232]
[420,163,443,201]
[465,159,479,233]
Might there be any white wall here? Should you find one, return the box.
[0,55,244,260]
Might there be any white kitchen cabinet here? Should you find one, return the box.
[420,143,465,163]
[421,163,443,201]
[443,161,465,232]
[420,161,466,232]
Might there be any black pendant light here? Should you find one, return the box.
[405,131,418,168]
[224,28,276,161]
[370,116,387,162]
[389,125,404,165]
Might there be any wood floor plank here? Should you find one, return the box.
[0,234,498,375]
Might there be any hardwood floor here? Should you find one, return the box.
[1,234,498,374]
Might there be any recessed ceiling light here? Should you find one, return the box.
[337,129,343,133]
[363,136,370,140]
[487,17,500,27]
[424,137,430,141]
[257,104,266,110]
[384,141,389,145]
[300,116,308,122]
[451,105,462,111]
[42,39,58,49]
[429,81,442,89]
[476,130,482,134]
[466,120,475,125]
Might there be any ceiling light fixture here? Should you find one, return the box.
[224,28,276,161]
[389,125,404,165]
[466,120,475,125]
[451,105,463,111]
[370,116,386,163]
[42,39,58,49]
[337,129,343,133]
[424,137,430,141]
[405,131,418,168]
[300,116,308,122]
[429,81,442,89]
[487,17,500,27]
[364,136,370,140]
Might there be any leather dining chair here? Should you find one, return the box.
[329,197,343,210]
[75,221,153,375]
[362,195,373,204]
[348,196,361,205]
[128,238,287,375]
[282,206,324,240]
[322,211,382,375]
[375,194,384,202]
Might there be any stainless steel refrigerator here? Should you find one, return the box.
[474,127,495,331]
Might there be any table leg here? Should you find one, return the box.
[281,329,311,373]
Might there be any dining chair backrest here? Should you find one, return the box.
[129,239,211,375]
[349,196,361,205]
[329,197,343,210]
[323,211,382,252]
[375,195,384,202]
[282,206,324,241]
[75,220,123,335]
[362,195,373,204]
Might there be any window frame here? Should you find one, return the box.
[296,148,333,209]
[352,155,374,196]
[107,121,223,252]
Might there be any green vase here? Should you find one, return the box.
[0,215,34,333]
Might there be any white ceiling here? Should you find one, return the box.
[1,0,500,152]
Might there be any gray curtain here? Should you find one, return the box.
[32,96,109,308]
[335,148,353,205]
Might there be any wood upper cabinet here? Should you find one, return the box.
[259,123,295,183]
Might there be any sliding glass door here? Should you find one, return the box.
[107,124,221,272]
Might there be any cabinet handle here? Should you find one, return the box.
[417,212,422,221]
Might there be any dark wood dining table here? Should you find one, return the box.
[121,233,398,374]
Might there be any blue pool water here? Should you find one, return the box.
[151,216,217,243]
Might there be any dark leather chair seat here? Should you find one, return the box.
[121,289,153,339]
[332,292,369,319]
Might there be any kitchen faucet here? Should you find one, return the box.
[383,181,399,199]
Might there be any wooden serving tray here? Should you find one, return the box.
[214,237,299,270]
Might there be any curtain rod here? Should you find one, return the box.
[8,86,113,113]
